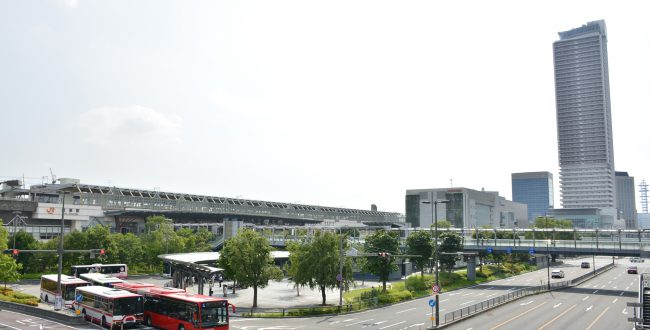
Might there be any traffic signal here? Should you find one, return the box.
[2,249,19,258]
[90,249,106,259]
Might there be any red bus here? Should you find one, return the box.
[111,282,156,293]
[142,287,235,330]
[73,286,144,328]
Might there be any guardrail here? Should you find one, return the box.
[441,262,616,326]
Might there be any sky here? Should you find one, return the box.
[1,1,649,214]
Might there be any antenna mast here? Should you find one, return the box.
[640,179,648,213]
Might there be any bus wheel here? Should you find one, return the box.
[81,309,88,321]
[101,317,107,328]
[145,316,152,326]
[179,325,185,330]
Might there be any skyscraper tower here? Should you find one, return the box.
[553,20,616,210]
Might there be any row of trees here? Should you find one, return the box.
[5,216,215,275]
[217,228,465,307]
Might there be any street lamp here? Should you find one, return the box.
[546,239,551,291]
[422,195,449,329]
[55,185,78,311]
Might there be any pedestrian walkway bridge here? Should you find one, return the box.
[252,226,650,257]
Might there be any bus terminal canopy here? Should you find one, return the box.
[158,251,290,292]
[159,252,224,280]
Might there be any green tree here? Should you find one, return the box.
[9,230,40,274]
[177,228,214,252]
[363,230,399,292]
[141,216,184,272]
[433,220,453,229]
[0,225,21,288]
[406,231,432,278]
[286,241,310,296]
[299,231,353,305]
[107,233,144,269]
[437,232,462,273]
[219,229,282,307]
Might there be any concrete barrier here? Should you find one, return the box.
[0,300,86,325]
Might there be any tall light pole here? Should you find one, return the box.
[55,190,66,310]
[546,240,551,291]
[422,194,449,329]
[55,185,77,311]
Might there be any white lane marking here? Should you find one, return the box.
[396,308,416,314]
[622,308,628,314]
[553,303,563,308]
[475,292,485,296]
[582,296,590,301]
[586,305,593,311]
[613,298,618,303]
[373,321,388,325]
[485,287,494,290]
[0,323,21,330]
[625,286,630,290]
[409,324,425,328]
[486,293,497,298]
[16,321,26,325]
[608,281,612,284]
[613,286,617,289]
[460,300,476,306]
[330,321,340,325]
[601,285,606,288]
[345,319,373,327]
[462,292,473,297]
[343,318,357,322]
[520,300,534,306]
[380,321,406,329]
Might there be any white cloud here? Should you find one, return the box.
[78,105,182,146]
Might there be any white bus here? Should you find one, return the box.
[73,286,144,328]
[71,263,128,279]
[40,274,90,308]
[80,273,124,288]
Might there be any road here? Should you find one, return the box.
[3,256,630,330]
[227,256,619,329]
[442,258,641,330]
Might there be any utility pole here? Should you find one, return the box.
[339,229,344,307]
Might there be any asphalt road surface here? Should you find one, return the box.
[226,256,619,330]
[447,258,641,330]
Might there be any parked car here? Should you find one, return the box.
[628,265,638,274]
[581,262,590,268]
[551,269,565,278]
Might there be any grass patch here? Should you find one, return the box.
[0,288,39,306]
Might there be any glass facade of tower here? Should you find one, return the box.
[615,171,638,228]
[512,172,554,221]
[553,20,616,209]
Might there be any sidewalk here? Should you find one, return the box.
[184,277,402,308]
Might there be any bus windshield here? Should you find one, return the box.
[201,301,228,327]
[64,284,87,301]
[114,297,144,315]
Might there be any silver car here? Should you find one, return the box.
[551,269,565,278]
